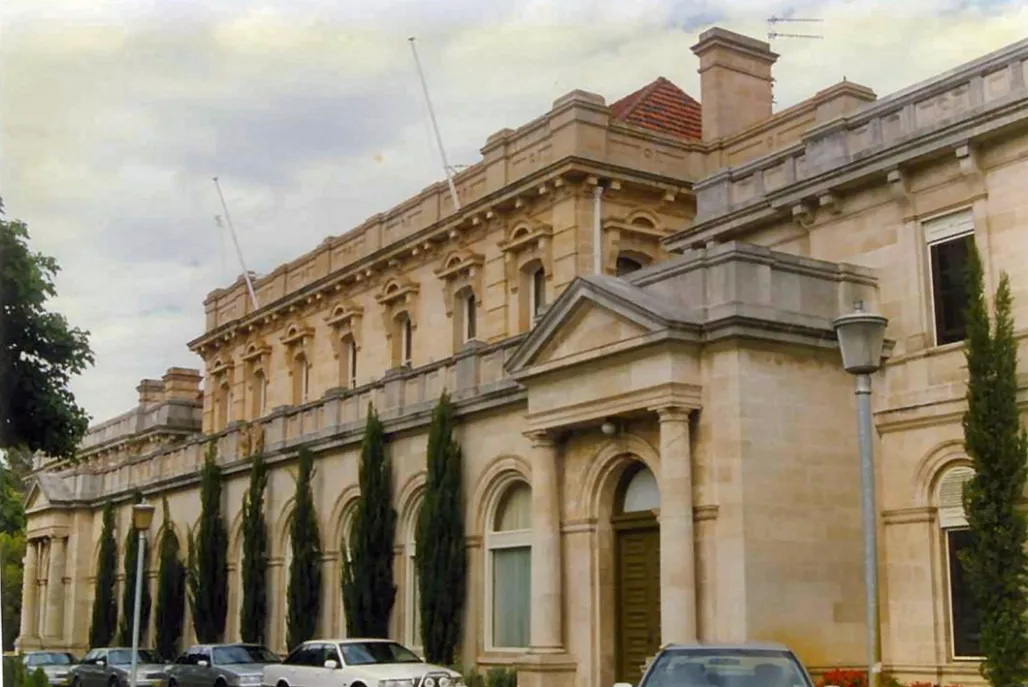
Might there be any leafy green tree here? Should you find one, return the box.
[88,502,118,648]
[416,391,467,664]
[154,498,186,661]
[187,442,228,643]
[0,200,94,461]
[960,244,1028,687]
[287,447,322,650]
[117,491,152,646]
[341,403,396,637]
[0,461,26,650]
[240,450,269,644]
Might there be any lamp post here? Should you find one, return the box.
[832,301,888,687]
[129,502,156,687]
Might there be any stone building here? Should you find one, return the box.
[17,26,1028,687]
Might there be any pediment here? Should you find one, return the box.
[506,276,685,378]
[24,481,49,511]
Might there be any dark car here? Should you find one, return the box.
[616,642,816,687]
[166,644,280,687]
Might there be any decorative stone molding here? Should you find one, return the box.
[791,202,815,229]
[325,300,365,352]
[499,219,554,291]
[280,321,314,349]
[602,212,664,274]
[434,249,485,316]
[375,277,421,335]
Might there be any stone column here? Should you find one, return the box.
[18,540,39,645]
[657,406,698,644]
[526,430,563,652]
[44,537,67,642]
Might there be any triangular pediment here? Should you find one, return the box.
[506,276,688,377]
[24,480,50,511]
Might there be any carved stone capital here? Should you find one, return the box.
[652,405,692,424]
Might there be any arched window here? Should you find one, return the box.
[530,267,546,320]
[339,337,358,390]
[615,256,644,278]
[463,293,477,342]
[292,354,311,405]
[398,313,413,367]
[936,466,981,659]
[216,376,231,430]
[487,481,532,649]
[338,508,357,637]
[618,464,660,513]
[405,498,423,650]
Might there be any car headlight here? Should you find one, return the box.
[237,676,263,685]
[379,680,415,687]
[144,672,166,680]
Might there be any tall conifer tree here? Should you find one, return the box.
[960,245,1028,687]
[240,449,269,644]
[341,403,396,637]
[416,391,467,664]
[154,498,186,660]
[287,447,322,650]
[117,491,152,646]
[188,442,228,643]
[88,501,118,648]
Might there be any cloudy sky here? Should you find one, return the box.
[2,0,1026,426]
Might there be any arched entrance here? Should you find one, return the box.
[614,462,661,684]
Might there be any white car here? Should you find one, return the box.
[261,639,463,687]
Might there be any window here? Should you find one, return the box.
[216,377,231,429]
[464,293,477,342]
[400,313,413,366]
[405,500,423,650]
[251,369,268,418]
[292,354,311,405]
[615,255,643,277]
[283,528,293,647]
[530,267,546,320]
[338,641,422,666]
[487,482,532,649]
[937,466,982,659]
[925,210,975,346]
[348,339,358,389]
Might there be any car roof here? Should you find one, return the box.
[304,638,397,645]
[660,641,792,652]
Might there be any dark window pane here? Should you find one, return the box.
[930,235,973,346]
[616,256,643,277]
[948,528,982,658]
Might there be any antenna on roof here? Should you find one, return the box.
[212,176,260,311]
[766,15,824,41]
[408,36,462,212]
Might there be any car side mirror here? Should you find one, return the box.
[323,660,339,670]
[197,660,209,668]
[97,659,107,667]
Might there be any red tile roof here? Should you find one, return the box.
[609,76,702,141]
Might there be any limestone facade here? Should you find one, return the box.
[17,26,1028,687]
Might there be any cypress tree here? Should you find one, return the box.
[240,449,269,644]
[287,447,322,650]
[960,245,1028,687]
[187,442,229,643]
[416,391,467,664]
[88,501,118,648]
[154,498,186,661]
[341,403,397,637]
[117,491,152,646]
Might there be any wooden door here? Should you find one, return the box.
[615,516,661,684]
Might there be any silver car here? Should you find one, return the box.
[69,648,168,687]
[166,644,280,687]
[615,641,816,687]
[22,650,78,687]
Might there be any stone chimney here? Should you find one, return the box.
[137,379,164,407]
[691,27,779,141]
[161,367,203,403]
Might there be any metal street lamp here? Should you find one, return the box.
[833,301,888,687]
[129,502,156,687]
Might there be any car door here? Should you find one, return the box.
[193,648,215,687]
[76,651,102,687]
[169,650,195,687]
[287,644,324,687]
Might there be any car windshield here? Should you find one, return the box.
[108,650,160,665]
[643,648,812,687]
[26,653,75,666]
[212,646,280,665]
[338,642,423,666]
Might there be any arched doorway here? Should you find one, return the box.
[614,462,661,684]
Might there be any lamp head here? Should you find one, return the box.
[832,300,888,375]
[132,502,156,532]
[601,420,617,437]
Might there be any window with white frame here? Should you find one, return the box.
[530,267,546,321]
[348,339,358,389]
[937,466,982,659]
[924,209,975,347]
[405,499,423,650]
[488,481,532,649]
[400,313,413,366]
[292,354,311,405]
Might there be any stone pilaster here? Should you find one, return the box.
[526,430,562,652]
[656,406,698,644]
[44,536,67,642]
[17,539,40,649]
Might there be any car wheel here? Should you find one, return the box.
[108,677,119,687]
[71,678,81,687]
[215,678,227,687]
[168,680,178,687]
[276,681,289,687]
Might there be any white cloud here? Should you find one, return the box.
[1,0,1026,425]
